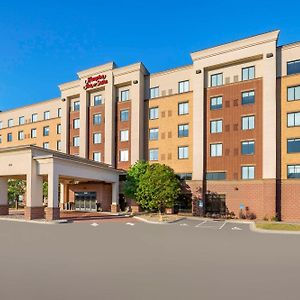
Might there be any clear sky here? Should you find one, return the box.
[0,0,299,111]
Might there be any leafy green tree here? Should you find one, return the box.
[8,179,26,207]
[43,181,48,199]
[124,160,149,199]
[135,163,181,212]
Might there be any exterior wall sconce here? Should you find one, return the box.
[266,53,274,58]
[61,98,66,102]
[234,187,239,191]
[133,80,138,84]
[196,69,202,74]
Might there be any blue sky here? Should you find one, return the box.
[0,0,299,111]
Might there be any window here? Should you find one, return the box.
[287,112,300,127]
[150,87,159,99]
[57,124,61,134]
[93,133,101,144]
[149,128,159,140]
[57,108,62,117]
[242,90,255,105]
[7,133,12,142]
[93,114,102,125]
[178,146,188,159]
[57,140,61,151]
[0,121,2,129]
[178,80,190,93]
[210,96,222,110]
[0,135,2,143]
[242,66,255,81]
[94,95,103,106]
[149,149,158,161]
[73,136,80,147]
[120,130,129,142]
[287,138,300,153]
[93,152,101,162]
[178,102,189,115]
[73,118,80,129]
[43,126,50,136]
[149,107,159,120]
[211,73,223,87]
[19,116,25,125]
[241,166,255,180]
[120,109,129,122]
[241,141,255,155]
[210,120,223,133]
[120,150,129,162]
[210,143,222,157]
[206,172,226,180]
[178,124,189,137]
[73,101,80,111]
[43,142,49,149]
[44,111,50,120]
[32,113,38,123]
[120,90,129,102]
[177,173,192,180]
[287,165,300,178]
[18,131,24,140]
[242,115,255,130]
[31,128,37,138]
[287,86,300,101]
[8,119,13,128]
[287,60,300,75]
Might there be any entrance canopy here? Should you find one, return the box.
[0,145,122,220]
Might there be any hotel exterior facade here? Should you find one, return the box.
[1,30,300,220]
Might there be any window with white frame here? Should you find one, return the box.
[73,101,80,111]
[73,118,80,129]
[57,124,61,134]
[242,115,255,130]
[93,152,101,162]
[7,133,12,142]
[210,120,223,133]
[211,73,223,87]
[94,95,103,106]
[0,135,2,143]
[241,166,255,180]
[149,107,159,120]
[73,136,80,147]
[93,132,101,144]
[242,90,255,105]
[149,149,158,161]
[18,131,24,140]
[32,113,38,122]
[287,112,300,127]
[178,102,189,115]
[0,121,2,129]
[287,165,300,178]
[178,146,189,159]
[120,130,129,142]
[120,90,129,102]
[150,87,159,99]
[31,128,37,138]
[43,126,49,136]
[43,142,49,149]
[287,86,300,101]
[57,108,62,117]
[120,109,129,121]
[8,119,13,128]
[178,124,189,137]
[210,143,222,157]
[149,128,159,140]
[242,66,255,81]
[19,116,25,125]
[44,111,50,120]
[287,60,300,75]
[57,140,61,151]
[178,80,190,93]
[210,96,223,110]
[120,149,129,162]
[241,141,255,155]
[93,114,102,125]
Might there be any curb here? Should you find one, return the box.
[0,217,69,225]
[133,216,186,224]
[250,222,300,235]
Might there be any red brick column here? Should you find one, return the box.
[24,207,44,220]
[111,204,120,213]
[45,207,60,221]
[131,205,142,213]
[0,205,9,215]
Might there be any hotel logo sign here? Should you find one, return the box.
[84,74,108,90]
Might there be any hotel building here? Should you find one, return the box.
[1,30,300,221]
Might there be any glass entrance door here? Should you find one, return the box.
[75,192,97,211]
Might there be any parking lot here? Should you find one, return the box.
[0,218,299,300]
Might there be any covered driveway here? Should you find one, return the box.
[0,146,121,221]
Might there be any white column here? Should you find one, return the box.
[112,182,119,205]
[48,167,59,209]
[0,178,8,205]
[61,97,70,154]
[26,172,43,207]
[79,90,89,159]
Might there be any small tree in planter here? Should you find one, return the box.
[8,179,26,209]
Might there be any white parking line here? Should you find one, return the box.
[195,220,208,227]
[91,223,99,227]
[218,221,227,230]
[126,222,135,226]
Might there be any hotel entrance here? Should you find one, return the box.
[75,192,97,211]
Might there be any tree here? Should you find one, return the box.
[124,160,149,199]
[8,179,26,208]
[135,163,181,213]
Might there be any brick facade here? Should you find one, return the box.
[281,180,300,221]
